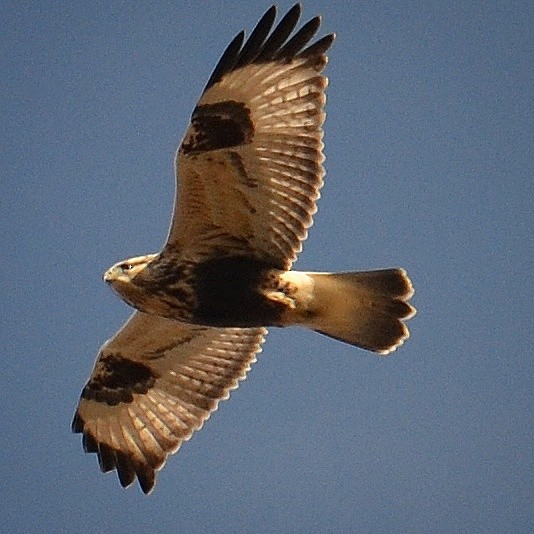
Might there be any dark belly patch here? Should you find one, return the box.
[192,256,284,327]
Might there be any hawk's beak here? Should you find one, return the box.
[103,268,114,283]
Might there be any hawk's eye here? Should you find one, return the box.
[120,263,133,271]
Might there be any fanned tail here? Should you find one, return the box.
[287,269,416,354]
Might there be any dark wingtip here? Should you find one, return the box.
[203,31,246,91]
[300,33,336,59]
[233,5,277,69]
[138,469,156,495]
[275,15,320,60]
[73,412,157,494]
[203,3,332,92]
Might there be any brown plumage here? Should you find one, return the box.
[73,4,416,494]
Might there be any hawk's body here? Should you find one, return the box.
[73,4,416,494]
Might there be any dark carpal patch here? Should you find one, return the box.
[181,101,254,154]
[80,354,157,406]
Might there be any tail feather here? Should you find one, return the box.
[300,269,415,354]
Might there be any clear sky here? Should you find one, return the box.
[2,1,532,532]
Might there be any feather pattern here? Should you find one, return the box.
[73,312,266,494]
[167,4,335,269]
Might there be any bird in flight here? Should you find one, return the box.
[73,3,416,494]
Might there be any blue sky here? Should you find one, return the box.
[2,1,532,532]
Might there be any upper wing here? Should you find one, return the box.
[72,312,266,494]
[166,5,335,269]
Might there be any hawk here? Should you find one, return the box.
[73,4,416,494]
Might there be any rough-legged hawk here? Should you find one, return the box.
[73,4,416,494]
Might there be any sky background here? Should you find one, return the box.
[2,1,532,532]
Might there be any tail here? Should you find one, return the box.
[285,269,416,354]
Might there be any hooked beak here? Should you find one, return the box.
[103,267,115,283]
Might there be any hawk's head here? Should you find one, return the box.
[103,254,158,309]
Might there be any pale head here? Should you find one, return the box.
[103,254,158,308]
[103,254,157,283]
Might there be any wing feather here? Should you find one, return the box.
[167,5,335,269]
[72,312,266,494]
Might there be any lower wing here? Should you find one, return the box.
[72,312,266,494]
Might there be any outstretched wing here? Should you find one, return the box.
[166,5,335,269]
[72,312,266,494]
